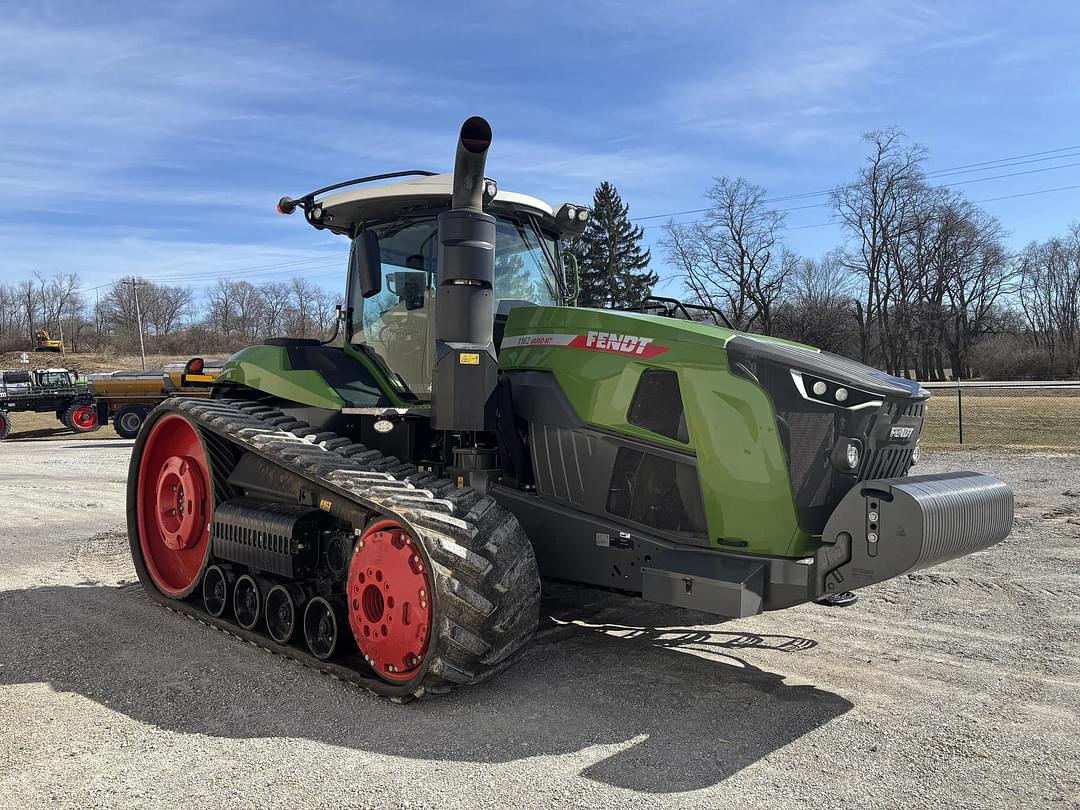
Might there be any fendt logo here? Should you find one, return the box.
[503,332,671,358]
[573,331,670,358]
[890,426,916,440]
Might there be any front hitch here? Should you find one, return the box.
[814,471,1014,597]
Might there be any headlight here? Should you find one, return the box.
[835,387,849,402]
[832,437,863,472]
[911,442,921,465]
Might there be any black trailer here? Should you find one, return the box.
[0,368,100,439]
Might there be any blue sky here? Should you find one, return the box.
[2,1,1079,298]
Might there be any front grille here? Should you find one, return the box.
[883,400,926,419]
[783,410,837,515]
[728,348,926,536]
[860,446,914,480]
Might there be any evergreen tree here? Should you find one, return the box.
[568,181,657,308]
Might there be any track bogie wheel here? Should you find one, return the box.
[266,583,305,644]
[202,564,230,617]
[304,596,343,660]
[233,574,262,630]
[131,412,213,598]
[347,519,433,682]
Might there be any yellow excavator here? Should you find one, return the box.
[33,329,63,352]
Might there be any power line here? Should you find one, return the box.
[976,183,1080,203]
[640,180,1080,233]
[631,144,1080,222]
[639,163,1080,230]
[73,253,343,294]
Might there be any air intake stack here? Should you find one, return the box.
[432,116,498,432]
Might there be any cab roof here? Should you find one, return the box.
[311,174,557,236]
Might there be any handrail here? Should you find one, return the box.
[634,296,735,329]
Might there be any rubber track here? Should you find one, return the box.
[131,397,541,701]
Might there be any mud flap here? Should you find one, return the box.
[815,472,1014,596]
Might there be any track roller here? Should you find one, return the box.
[304,596,343,660]
[265,583,306,644]
[233,574,262,630]
[202,564,231,617]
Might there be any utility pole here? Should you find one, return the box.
[123,279,148,370]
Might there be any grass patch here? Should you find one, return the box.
[922,389,1080,447]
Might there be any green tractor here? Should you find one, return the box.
[127,117,1014,699]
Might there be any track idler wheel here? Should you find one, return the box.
[233,574,262,630]
[304,596,343,660]
[202,564,232,618]
[266,583,306,644]
[347,519,433,682]
[133,412,213,598]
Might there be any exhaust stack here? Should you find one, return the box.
[432,116,498,432]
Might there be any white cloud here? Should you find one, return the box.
[660,2,1001,146]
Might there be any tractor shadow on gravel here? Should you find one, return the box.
[0,581,852,794]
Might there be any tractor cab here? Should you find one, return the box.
[278,172,590,400]
[35,368,77,389]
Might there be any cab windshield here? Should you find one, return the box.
[348,213,562,398]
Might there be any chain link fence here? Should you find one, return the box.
[920,381,1080,447]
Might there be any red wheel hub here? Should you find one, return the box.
[71,405,97,430]
[154,455,206,550]
[135,414,212,597]
[347,519,433,681]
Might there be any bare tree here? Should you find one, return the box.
[1018,224,1080,373]
[259,281,292,337]
[206,278,239,346]
[662,177,793,333]
[288,277,320,337]
[775,252,858,353]
[232,280,266,342]
[832,128,928,369]
[144,284,195,336]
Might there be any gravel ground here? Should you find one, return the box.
[0,440,1077,809]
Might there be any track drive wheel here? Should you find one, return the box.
[63,400,100,433]
[128,411,213,598]
[348,498,542,697]
[0,411,10,440]
[347,520,433,682]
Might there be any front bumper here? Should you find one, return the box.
[639,471,1014,618]
[812,470,1014,597]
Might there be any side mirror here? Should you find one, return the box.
[563,251,581,306]
[351,230,382,299]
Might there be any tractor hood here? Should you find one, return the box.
[725,334,928,400]
[502,304,926,402]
